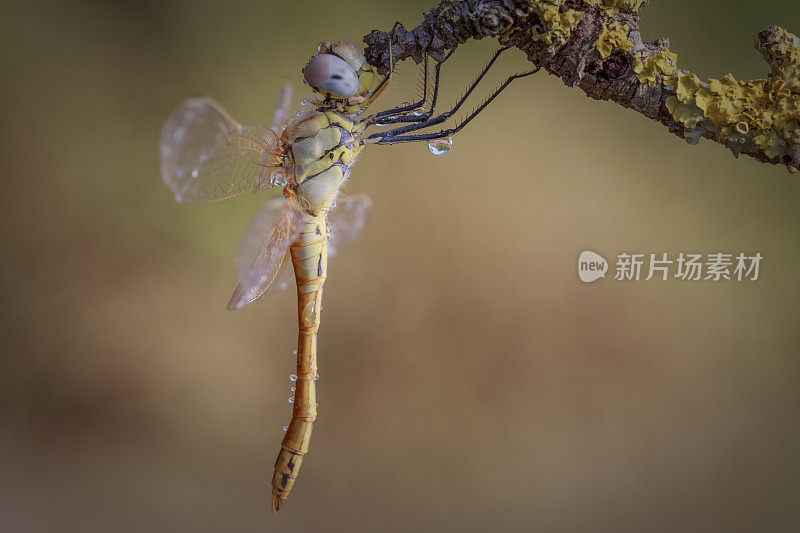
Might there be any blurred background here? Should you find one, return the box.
[1,1,799,531]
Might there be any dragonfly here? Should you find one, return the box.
[159,34,539,513]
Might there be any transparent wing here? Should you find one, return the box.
[232,196,295,301]
[265,257,296,297]
[227,198,304,310]
[270,80,293,132]
[234,197,285,280]
[159,95,285,204]
[328,194,373,257]
[233,194,373,302]
[267,194,373,295]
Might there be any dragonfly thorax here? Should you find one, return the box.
[283,108,365,214]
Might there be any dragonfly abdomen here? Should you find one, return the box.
[271,214,328,513]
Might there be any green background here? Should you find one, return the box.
[1,1,798,531]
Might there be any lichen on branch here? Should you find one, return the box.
[363,0,800,173]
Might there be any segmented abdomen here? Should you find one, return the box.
[270,213,328,513]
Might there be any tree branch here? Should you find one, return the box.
[363,0,800,173]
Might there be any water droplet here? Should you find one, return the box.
[314,373,319,381]
[428,136,453,156]
[289,373,298,382]
[282,425,288,432]
[191,168,199,178]
[290,386,296,393]
[288,397,294,404]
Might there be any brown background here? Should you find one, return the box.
[1,1,799,531]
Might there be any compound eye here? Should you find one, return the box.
[303,54,359,98]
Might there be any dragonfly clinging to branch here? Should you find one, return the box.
[158,31,539,514]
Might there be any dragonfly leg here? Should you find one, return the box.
[370,67,540,144]
[359,22,404,108]
[369,54,430,121]
[365,46,511,141]
[367,50,454,126]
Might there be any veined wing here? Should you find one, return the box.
[227,197,304,310]
[233,194,373,302]
[270,80,293,132]
[159,95,286,204]
[233,196,295,300]
[328,194,373,257]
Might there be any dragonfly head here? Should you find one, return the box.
[303,40,375,103]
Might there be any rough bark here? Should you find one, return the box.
[363,0,800,173]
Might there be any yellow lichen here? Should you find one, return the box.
[529,5,798,169]
[675,72,705,102]
[663,26,800,168]
[667,63,800,160]
[528,1,584,45]
[633,49,678,86]
[665,91,704,131]
[600,0,645,12]
[594,20,632,58]
[755,26,800,92]
[438,3,462,24]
